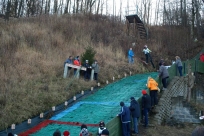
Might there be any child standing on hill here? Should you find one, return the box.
[128,48,134,64]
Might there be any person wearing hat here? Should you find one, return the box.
[175,56,183,76]
[142,45,155,68]
[129,97,140,134]
[53,129,61,136]
[79,124,89,136]
[63,130,70,136]
[101,129,109,136]
[97,121,106,136]
[128,47,134,64]
[83,60,91,80]
[117,101,131,136]
[158,61,169,91]
[141,90,151,128]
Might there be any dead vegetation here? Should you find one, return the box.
[0,14,203,133]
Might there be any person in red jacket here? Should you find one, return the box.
[73,56,81,75]
[200,53,204,62]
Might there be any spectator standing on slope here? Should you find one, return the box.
[92,60,99,81]
[142,45,155,68]
[83,60,91,80]
[175,56,183,76]
[128,48,134,64]
[73,56,81,75]
[129,97,140,134]
[147,77,159,108]
[158,61,169,91]
[117,101,131,136]
[141,90,151,128]
[64,56,73,66]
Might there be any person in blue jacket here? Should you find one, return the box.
[129,97,140,134]
[64,56,73,67]
[128,48,134,64]
[117,101,131,136]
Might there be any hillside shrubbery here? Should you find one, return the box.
[0,14,203,131]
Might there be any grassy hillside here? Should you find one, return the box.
[0,14,203,131]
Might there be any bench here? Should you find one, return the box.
[63,63,94,80]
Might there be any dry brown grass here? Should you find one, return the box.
[0,14,148,130]
[0,14,203,131]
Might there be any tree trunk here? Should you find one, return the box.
[53,0,58,14]
[14,0,18,17]
[195,0,201,37]
[73,0,75,13]
[40,0,43,14]
[18,0,23,17]
[80,0,83,13]
[191,0,195,39]
[76,0,79,13]
[5,0,11,21]
[183,0,187,26]
[96,0,100,14]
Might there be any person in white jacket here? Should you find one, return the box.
[142,45,155,68]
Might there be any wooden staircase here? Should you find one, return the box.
[137,22,147,39]
[126,14,148,39]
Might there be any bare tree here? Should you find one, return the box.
[96,0,100,14]
[191,0,195,39]
[53,0,58,14]
[64,0,69,14]
[18,0,23,17]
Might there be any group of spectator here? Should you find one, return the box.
[64,56,99,81]
[52,122,109,136]
[128,44,171,91]
[117,89,152,136]
[128,45,155,68]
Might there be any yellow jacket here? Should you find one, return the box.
[148,78,158,91]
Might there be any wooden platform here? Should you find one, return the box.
[125,14,142,23]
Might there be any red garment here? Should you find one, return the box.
[73,59,81,66]
[200,54,204,62]
[63,130,70,136]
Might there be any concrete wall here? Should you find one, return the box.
[153,75,195,125]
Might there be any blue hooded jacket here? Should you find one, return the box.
[118,103,131,123]
[128,49,134,58]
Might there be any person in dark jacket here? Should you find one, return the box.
[141,90,151,128]
[64,56,73,68]
[92,60,99,81]
[83,60,91,80]
[158,61,169,91]
[175,56,183,76]
[117,101,131,136]
[129,97,140,134]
